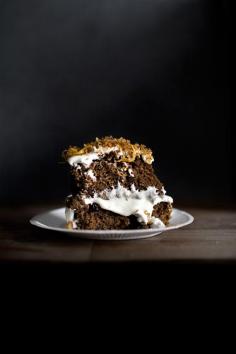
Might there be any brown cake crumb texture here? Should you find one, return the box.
[70,157,163,197]
[66,195,172,230]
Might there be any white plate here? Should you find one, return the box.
[30,207,194,240]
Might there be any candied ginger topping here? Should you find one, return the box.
[63,136,154,165]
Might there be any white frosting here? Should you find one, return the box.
[149,216,165,228]
[85,169,96,181]
[67,146,120,168]
[65,207,74,221]
[83,183,173,226]
[68,152,99,168]
[128,168,134,177]
[65,207,77,228]
[65,206,74,222]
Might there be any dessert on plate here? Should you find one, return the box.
[63,136,173,230]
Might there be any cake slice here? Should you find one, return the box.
[63,137,173,230]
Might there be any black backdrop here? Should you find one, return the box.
[0,0,231,206]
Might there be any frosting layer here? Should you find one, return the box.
[82,183,172,227]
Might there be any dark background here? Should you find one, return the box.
[0,0,231,206]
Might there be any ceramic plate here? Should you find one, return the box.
[30,207,194,240]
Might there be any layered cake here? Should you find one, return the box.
[63,137,173,230]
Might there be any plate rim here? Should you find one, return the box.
[30,207,194,234]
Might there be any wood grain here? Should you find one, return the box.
[0,205,236,263]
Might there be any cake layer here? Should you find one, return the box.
[66,195,172,230]
[69,157,163,197]
[83,183,172,225]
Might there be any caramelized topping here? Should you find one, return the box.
[63,136,154,164]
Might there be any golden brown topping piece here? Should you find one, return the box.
[63,136,154,164]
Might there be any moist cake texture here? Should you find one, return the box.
[63,137,173,230]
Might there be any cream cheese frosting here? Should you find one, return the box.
[85,169,96,181]
[67,147,120,168]
[65,207,77,229]
[82,183,173,227]
[128,168,134,177]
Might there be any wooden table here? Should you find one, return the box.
[0,205,236,264]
